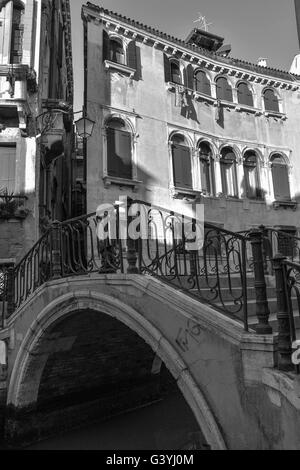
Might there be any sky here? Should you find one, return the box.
[70,0,299,111]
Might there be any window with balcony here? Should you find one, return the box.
[220,147,238,197]
[171,134,192,190]
[103,31,138,77]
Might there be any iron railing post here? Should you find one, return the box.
[272,254,293,371]
[126,198,138,274]
[249,229,272,334]
[6,266,15,319]
[51,221,62,280]
[259,225,269,274]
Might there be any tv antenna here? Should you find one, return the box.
[193,13,212,32]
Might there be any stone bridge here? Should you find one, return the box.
[1,273,300,449]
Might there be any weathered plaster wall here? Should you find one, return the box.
[86,20,300,233]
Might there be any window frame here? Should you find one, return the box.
[270,154,291,202]
[263,88,281,114]
[171,134,193,191]
[243,151,263,200]
[216,77,233,103]
[198,141,215,196]
[237,82,254,108]
[220,147,238,198]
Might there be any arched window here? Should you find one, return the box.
[198,142,214,195]
[237,82,254,107]
[216,77,233,102]
[271,154,291,201]
[263,89,280,113]
[109,38,125,65]
[170,61,182,85]
[106,118,132,179]
[194,70,211,96]
[171,134,192,189]
[243,151,262,199]
[220,147,238,197]
[10,2,24,64]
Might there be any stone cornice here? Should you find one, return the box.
[82,3,300,90]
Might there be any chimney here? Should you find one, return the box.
[295,0,300,48]
[257,58,268,67]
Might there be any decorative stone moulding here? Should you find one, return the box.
[273,200,297,211]
[95,14,299,91]
[103,176,141,192]
[170,186,202,200]
[104,60,136,78]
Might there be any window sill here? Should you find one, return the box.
[165,82,193,96]
[104,60,136,78]
[103,176,141,192]
[193,91,215,104]
[264,111,287,120]
[235,105,263,115]
[170,187,202,200]
[273,200,297,210]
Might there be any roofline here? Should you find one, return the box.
[82,1,300,84]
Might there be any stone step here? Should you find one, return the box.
[191,286,278,302]
[248,312,300,335]
[167,274,276,289]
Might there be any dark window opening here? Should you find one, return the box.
[199,142,214,195]
[220,147,238,197]
[194,71,211,96]
[171,135,192,189]
[264,89,280,113]
[171,61,182,85]
[216,77,233,102]
[107,119,132,179]
[243,151,262,199]
[237,82,254,107]
[271,154,290,201]
[10,4,24,64]
[109,39,125,65]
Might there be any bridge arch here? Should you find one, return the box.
[7,290,226,450]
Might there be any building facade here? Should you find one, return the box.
[83,2,300,241]
[0,0,73,266]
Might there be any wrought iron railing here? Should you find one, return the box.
[264,228,300,264]
[273,255,300,373]
[3,200,276,335]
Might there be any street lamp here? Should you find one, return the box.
[74,107,95,139]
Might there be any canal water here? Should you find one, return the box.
[27,391,206,450]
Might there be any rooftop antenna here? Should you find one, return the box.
[193,12,212,32]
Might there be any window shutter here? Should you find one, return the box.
[246,87,253,107]
[57,22,63,68]
[225,81,233,102]
[272,164,290,201]
[127,40,137,70]
[103,30,109,61]
[195,71,211,96]
[216,78,227,101]
[186,64,194,90]
[172,145,192,189]
[264,90,279,112]
[164,54,171,82]
[107,129,132,179]
[0,146,16,192]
